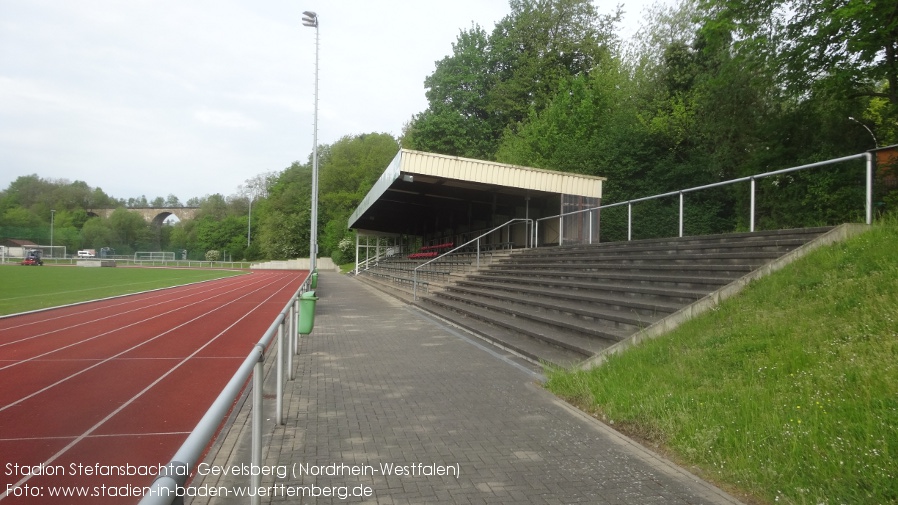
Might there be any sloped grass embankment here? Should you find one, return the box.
[546,219,897,504]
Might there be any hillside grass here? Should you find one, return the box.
[0,266,244,315]
[545,218,898,504]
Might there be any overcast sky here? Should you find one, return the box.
[1,0,652,203]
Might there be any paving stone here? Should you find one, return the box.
[188,271,744,504]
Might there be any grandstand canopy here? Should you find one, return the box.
[348,149,605,243]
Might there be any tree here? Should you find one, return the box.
[404,25,502,159]
[488,0,621,127]
[404,0,621,160]
[701,0,898,144]
[80,217,114,249]
[195,194,230,221]
[108,208,150,252]
[317,133,399,261]
[256,162,312,260]
[194,215,247,258]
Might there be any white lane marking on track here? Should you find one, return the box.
[0,273,292,407]
[0,432,191,442]
[0,272,301,501]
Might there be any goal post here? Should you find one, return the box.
[133,251,176,261]
[34,245,67,259]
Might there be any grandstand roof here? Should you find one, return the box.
[348,149,605,236]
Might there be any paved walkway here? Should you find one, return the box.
[191,272,743,504]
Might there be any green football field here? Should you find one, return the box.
[0,265,245,315]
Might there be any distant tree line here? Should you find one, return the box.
[2,0,895,260]
[0,133,399,262]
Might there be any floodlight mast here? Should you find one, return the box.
[848,116,878,148]
[303,10,319,272]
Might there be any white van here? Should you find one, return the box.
[77,249,96,258]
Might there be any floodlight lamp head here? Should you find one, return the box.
[302,10,318,27]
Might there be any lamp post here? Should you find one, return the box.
[302,10,319,273]
[247,195,253,247]
[50,209,55,258]
[848,116,878,148]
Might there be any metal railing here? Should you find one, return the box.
[11,257,256,269]
[536,152,874,245]
[413,218,533,300]
[140,275,311,505]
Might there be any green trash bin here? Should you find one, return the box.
[310,269,319,289]
[298,290,318,334]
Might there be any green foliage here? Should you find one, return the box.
[317,133,399,256]
[2,206,43,229]
[546,218,898,504]
[0,175,191,255]
[256,161,312,260]
[194,216,246,254]
[107,208,151,253]
[5,0,895,261]
[404,0,621,160]
[80,217,114,249]
[259,209,308,259]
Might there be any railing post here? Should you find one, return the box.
[276,320,284,425]
[627,202,633,241]
[251,349,264,505]
[286,302,293,380]
[750,176,756,232]
[558,214,564,246]
[476,238,480,268]
[678,191,684,237]
[866,152,873,225]
[588,210,593,244]
[531,219,535,248]
[293,296,300,367]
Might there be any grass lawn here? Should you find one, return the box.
[545,218,898,504]
[0,265,245,315]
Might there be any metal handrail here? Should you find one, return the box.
[536,152,873,245]
[413,218,533,300]
[140,275,311,505]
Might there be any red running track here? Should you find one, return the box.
[0,269,306,504]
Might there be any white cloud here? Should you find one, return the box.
[194,109,261,130]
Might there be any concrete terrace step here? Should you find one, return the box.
[463,275,711,304]
[416,301,592,367]
[435,285,660,333]
[418,296,618,363]
[355,225,841,368]
[527,227,833,254]
[450,280,685,316]
[517,240,812,259]
[484,262,758,277]
[476,269,738,289]
[427,289,632,341]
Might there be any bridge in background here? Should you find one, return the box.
[87,207,199,225]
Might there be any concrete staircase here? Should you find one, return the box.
[356,226,855,368]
